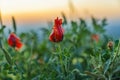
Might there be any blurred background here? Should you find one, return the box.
[0,0,120,38]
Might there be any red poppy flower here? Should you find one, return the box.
[8,33,23,50]
[49,17,64,42]
[91,34,99,42]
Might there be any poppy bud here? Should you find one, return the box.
[8,33,23,50]
[49,17,64,42]
[107,41,114,50]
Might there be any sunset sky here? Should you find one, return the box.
[0,0,120,29]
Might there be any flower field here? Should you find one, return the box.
[0,13,120,80]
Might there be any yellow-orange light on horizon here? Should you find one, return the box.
[0,0,120,23]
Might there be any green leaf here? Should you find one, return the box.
[79,18,87,28]
[85,71,105,79]
[0,11,3,26]
[3,63,11,70]
[115,40,119,48]
[12,16,17,33]
[113,66,120,74]
[101,18,107,27]
[0,25,6,33]
[2,48,13,65]
[71,21,77,32]
[104,59,111,74]
[61,12,67,25]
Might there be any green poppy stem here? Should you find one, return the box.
[2,48,13,65]
[57,43,64,74]
[0,39,13,65]
[112,39,120,62]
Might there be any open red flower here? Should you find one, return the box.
[49,17,64,42]
[91,34,99,42]
[8,33,23,50]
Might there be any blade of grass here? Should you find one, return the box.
[12,16,17,33]
[0,10,3,27]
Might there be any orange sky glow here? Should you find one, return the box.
[0,0,120,24]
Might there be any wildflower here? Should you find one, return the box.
[107,41,114,50]
[8,33,23,50]
[49,17,64,42]
[91,34,99,42]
